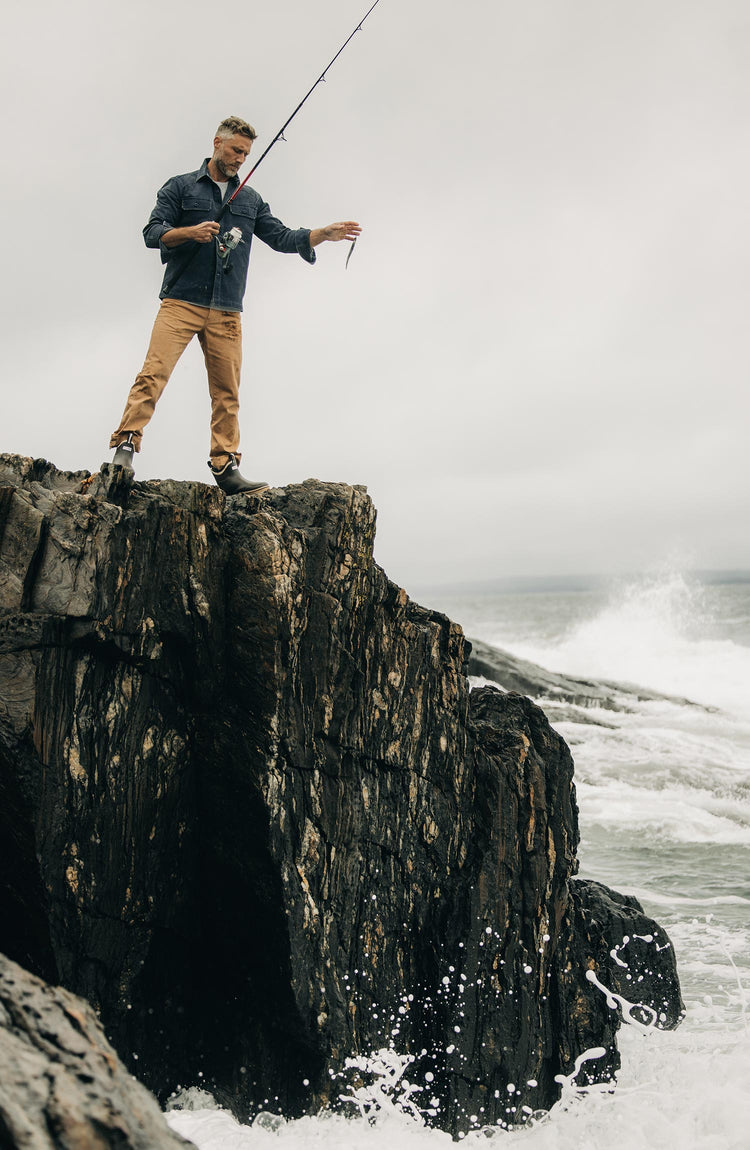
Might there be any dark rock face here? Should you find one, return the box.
[0,454,683,1136]
[0,952,191,1149]
[560,879,685,1026]
[549,878,685,1095]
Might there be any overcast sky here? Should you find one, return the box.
[1,0,748,587]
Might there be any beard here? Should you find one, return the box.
[215,155,238,179]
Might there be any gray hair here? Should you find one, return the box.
[216,116,257,141]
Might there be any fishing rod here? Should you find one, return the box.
[218,0,382,225]
[167,0,380,288]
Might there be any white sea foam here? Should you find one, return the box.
[510,572,750,719]
[622,887,750,909]
[167,1016,750,1149]
[167,1105,454,1148]
[574,777,750,846]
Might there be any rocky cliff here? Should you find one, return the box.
[0,454,683,1137]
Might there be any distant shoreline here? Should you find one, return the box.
[410,569,750,598]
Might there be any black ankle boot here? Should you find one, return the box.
[208,455,269,495]
[112,434,135,473]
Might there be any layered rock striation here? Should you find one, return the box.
[0,454,683,1136]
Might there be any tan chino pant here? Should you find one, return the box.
[110,299,243,467]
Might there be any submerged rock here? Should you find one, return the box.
[468,635,707,714]
[0,454,683,1137]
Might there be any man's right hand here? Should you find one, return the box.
[190,221,221,243]
[162,221,220,248]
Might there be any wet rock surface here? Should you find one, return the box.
[552,878,685,1092]
[0,453,683,1136]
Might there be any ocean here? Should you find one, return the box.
[166,571,750,1149]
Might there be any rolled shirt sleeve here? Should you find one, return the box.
[143,179,184,264]
[254,200,316,265]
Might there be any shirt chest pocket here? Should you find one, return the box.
[180,194,215,221]
[227,200,257,235]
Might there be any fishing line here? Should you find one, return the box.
[220,0,382,219]
[168,1,381,291]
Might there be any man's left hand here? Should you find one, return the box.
[309,221,362,248]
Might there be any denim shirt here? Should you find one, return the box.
[143,158,315,312]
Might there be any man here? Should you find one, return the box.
[109,116,361,494]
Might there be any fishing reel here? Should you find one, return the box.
[217,226,244,268]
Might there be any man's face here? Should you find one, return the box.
[211,133,253,179]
